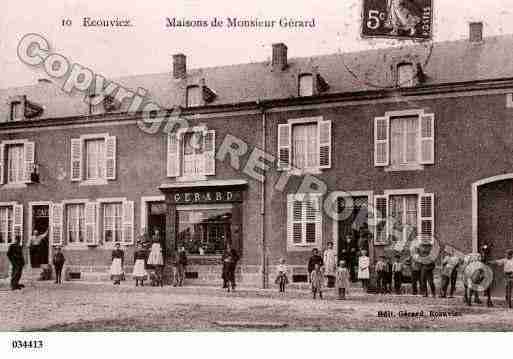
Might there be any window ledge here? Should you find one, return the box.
[79,179,109,186]
[177,175,208,182]
[287,243,320,252]
[65,244,95,250]
[384,164,424,172]
[1,183,28,189]
[289,168,322,176]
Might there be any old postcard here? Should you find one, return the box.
[1,0,513,357]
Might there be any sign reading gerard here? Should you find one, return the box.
[170,190,243,204]
[362,0,433,40]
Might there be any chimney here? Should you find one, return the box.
[469,22,483,42]
[272,43,288,70]
[173,53,187,79]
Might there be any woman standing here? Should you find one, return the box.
[133,242,148,287]
[358,249,370,291]
[110,243,125,285]
[323,242,337,288]
[147,232,164,287]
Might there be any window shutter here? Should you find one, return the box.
[312,196,322,244]
[70,138,82,181]
[418,193,434,243]
[373,195,388,245]
[13,204,23,243]
[85,202,97,245]
[50,203,63,245]
[122,200,135,245]
[318,120,331,169]
[203,130,216,176]
[287,194,301,245]
[0,143,4,184]
[24,141,35,183]
[167,133,180,177]
[277,124,291,170]
[105,136,117,180]
[419,113,435,164]
[374,116,389,166]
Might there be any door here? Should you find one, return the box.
[148,201,167,254]
[337,196,369,281]
[31,205,50,268]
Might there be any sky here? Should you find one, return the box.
[1,0,513,89]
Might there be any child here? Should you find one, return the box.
[491,249,513,309]
[392,255,403,295]
[336,260,350,300]
[275,258,289,293]
[358,250,370,291]
[310,263,324,299]
[133,242,148,287]
[110,243,124,285]
[375,256,387,294]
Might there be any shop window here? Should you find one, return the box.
[277,117,331,172]
[374,111,434,170]
[176,208,232,255]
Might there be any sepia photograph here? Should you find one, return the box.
[1,0,513,356]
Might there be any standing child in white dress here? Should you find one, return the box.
[358,250,370,291]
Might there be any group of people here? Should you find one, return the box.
[273,241,513,309]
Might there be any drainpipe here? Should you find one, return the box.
[258,101,268,289]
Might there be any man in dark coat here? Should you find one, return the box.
[222,244,239,291]
[340,235,358,281]
[7,237,25,290]
[52,246,66,284]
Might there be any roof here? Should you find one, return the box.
[2,34,513,122]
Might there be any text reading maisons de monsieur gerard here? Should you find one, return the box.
[166,17,316,28]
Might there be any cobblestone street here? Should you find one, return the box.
[1,281,513,331]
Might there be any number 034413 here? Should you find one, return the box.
[11,340,44,350]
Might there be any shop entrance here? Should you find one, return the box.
[30,205,50,268]
[337,196,370,282]
[147,201,167,254]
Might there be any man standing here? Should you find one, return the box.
[419,243,436,297]
[174,246,188,287]
[52,246,66,284]
[409,246,422,295]
[7,237,25,291]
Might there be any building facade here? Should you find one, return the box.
[2,25,513,288]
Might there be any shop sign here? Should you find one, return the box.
[170,190,242,204]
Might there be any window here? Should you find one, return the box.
[390,116,418,166]
[374,192,434,247]
[186,86,201,107]
[0,206,14,244]
[397,63,415,88]
[177,208,232,255]
[287,194,322,247]
[374,111,434,169]
[298,74,314,96]
[0,141,35,185]
[183,131,204,177]
[7,144,24,184]
[85,139,105,180]
[70,134,116,182]
[11,102,22,121]
[103,202,122,243]
[292,123,318,169]
[277,117,331,172]
[167,128,215,178]
[66,203,86,244]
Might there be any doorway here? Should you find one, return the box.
[30,204,50,268]
[148,201,167,254]
[337,196,370,282]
